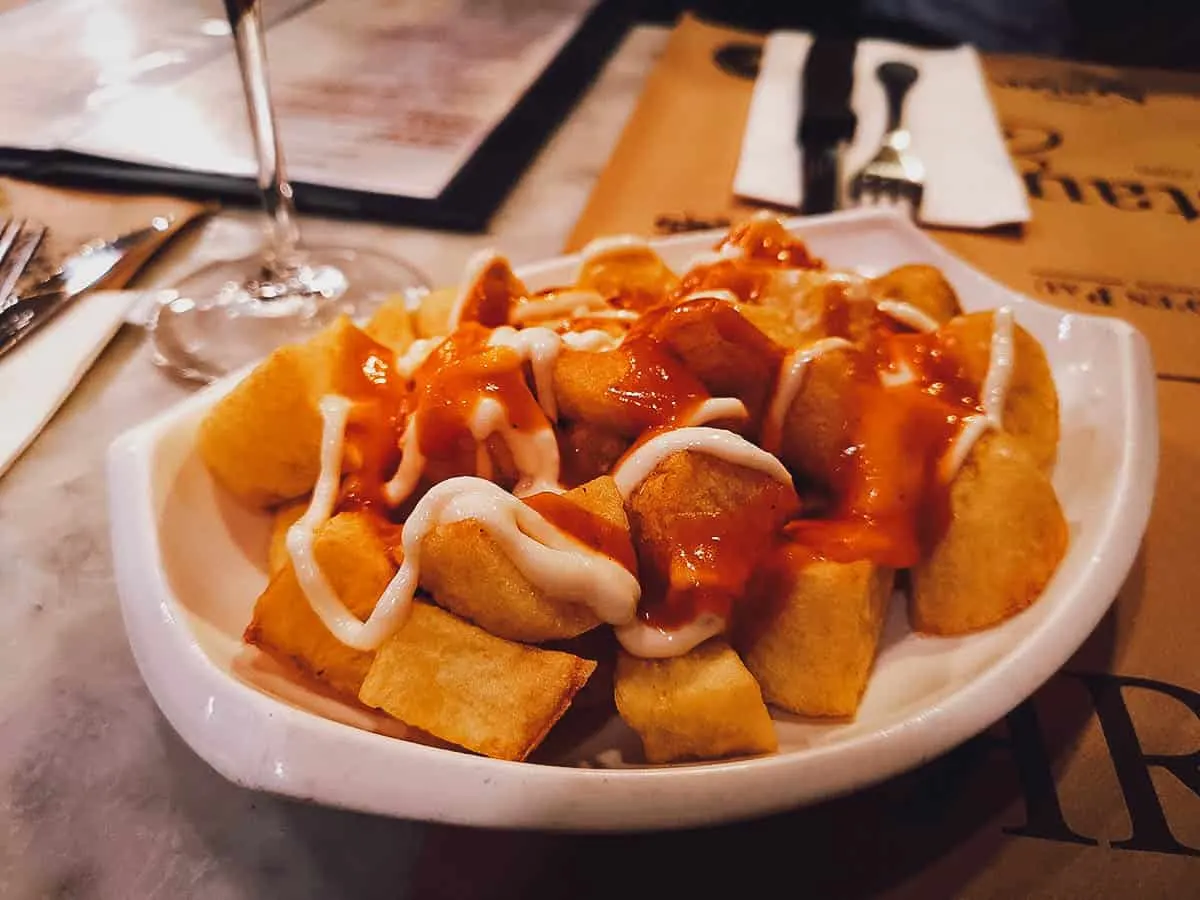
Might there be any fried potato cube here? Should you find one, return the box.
[629,451,796,546]
[736,550,894,717]
[558,420,631,487]
[267,498,308,576]
[359,602,596,761]
[199,316,394,506]
[414,286,458,338]
[199,342,326,507]
[419,476,635,642]
[649,299,783,421]
[911,432,1068,634]
[941,311,1060,472]
[245,512,396,698]
[614,640,777,763]
[553,345,702,438]
[778,346,860,489]
[735,302,811,349]
[870,264,962,324]
[364,293,416,353]
[627,451,797,621]
[576,245,679,309]
[553,347,639,436]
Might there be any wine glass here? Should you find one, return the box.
[151,0,428,382]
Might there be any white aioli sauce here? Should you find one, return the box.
[575,308,640,322]
[509,290,608,324]
[678,397,749,428]
[875,299,940,333]
[615,611,725,659]
[467,397,561,496]
[679,288,741,305]
[760,337,854,453]
[287,396,363,644]
[579,234,651,263]
[383,420,424,506]
[308,474,643,652]
[560,329,622,351]
[940,307,1016,480]
[394,337,440,379]
[487,326,563,421]
[612,426,792,500]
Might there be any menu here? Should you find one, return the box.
[0,0,617,228]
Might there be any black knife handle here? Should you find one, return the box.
[797,37,858,147]
[877,61,918,132]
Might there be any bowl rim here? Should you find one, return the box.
[108,208,1159,829]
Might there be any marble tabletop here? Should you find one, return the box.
[0,26,683,900]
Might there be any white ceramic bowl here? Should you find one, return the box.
[109,209,1157,831]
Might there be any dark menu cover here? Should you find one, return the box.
[0,0,630,232]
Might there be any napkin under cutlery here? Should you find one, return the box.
[0,290,169,480]
[733,32,1029,229]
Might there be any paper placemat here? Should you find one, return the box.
[566,16,1200,383]
[561,15,1200,896]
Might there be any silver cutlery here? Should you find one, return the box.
[849,61,925,217]
[0,216,174,362]
[0,218,47,311]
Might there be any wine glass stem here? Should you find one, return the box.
[225,0,301,276]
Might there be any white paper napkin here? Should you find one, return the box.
[0,290,147,480]
[734,32,1030,229]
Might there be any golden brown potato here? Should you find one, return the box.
[419,476,635,642]
[911,432,1068,634]
[267,499,309,576]
[736,551,894,717]
[199,316,398,506]
[199,343,326,507]
[649,298,783,422]
[940,311,1060,472]
[414,286,458,338]
[870,264,962,324]
[359,602,596,761]
[245,512,396,698]
[553,347,636,436]
[576,244,678,310]
[735,302,811,349]
[614,639,777,763]
[777,346,860,489]
[558,420,631,487]
[364,293,417,354]
[626,451,798,621]
[553,345,703,437]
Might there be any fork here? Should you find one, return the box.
[0,218,47,312]
[849,62,925,217]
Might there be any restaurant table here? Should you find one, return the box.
[5,14,1200,900]
[0,25,679,900]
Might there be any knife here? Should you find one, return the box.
[797,36,858,215]
[0,216,175,361]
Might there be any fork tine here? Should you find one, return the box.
[0,220,45,310]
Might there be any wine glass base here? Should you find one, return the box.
[151,244,428,383]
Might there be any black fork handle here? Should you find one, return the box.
[877,61,918,132]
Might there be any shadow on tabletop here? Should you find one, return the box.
[155,719,425,900]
